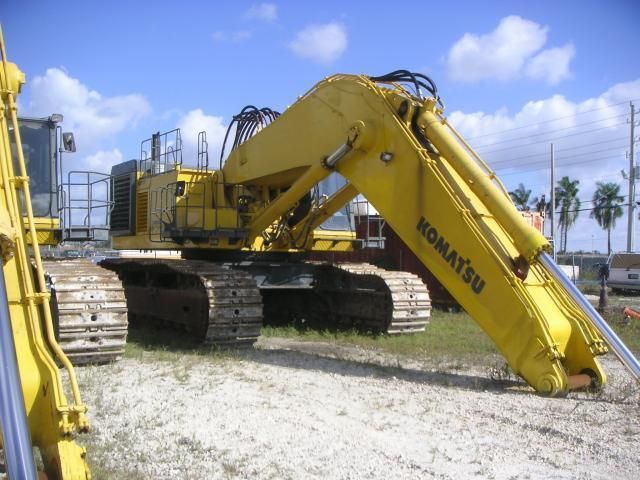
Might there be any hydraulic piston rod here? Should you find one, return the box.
[0,270,38,480]
[539,252,640,381]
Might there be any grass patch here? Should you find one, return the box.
[262,309,499,363]
[124,306,639,367]
[582,290,640,353]
[82,437,148,480]
[262,307,640,362]
[578,283,602,296]
[601,311,640,354]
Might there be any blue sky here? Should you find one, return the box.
[2,0,640,252]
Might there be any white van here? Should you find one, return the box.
[607,253,640,292]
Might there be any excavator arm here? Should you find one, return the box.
[0,27,90,479]
[222,72,640,395]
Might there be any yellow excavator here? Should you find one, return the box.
[0,27,91,479]
[2,21,640,479]
[102,71,640,396]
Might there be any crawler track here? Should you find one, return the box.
[44,259,128,364]
[102,259,263,345]
[334,263,431,334]
[250,261,431,334]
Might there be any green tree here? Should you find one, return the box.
[509,183,532,211]
[555,176,581,253]
[591,182,624,255]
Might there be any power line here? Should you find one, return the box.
[462,99,638,141]
[509,188,631,204]
[517,203,630,215]
[477,122,628,156]
[488,142,628,169]
[483,136,628,165]
[497,154,625,176]
[553,203,631,214]
[499,184,628,209]
[552,136,630,153]
[471,112,628,149]
[523,171,626,193]
[569,192,629,205]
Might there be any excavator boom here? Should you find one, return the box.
[218,73,639,395]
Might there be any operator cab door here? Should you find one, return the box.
[9,117,60,220]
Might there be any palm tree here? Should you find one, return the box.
[509,183,532,211]
[591,182,624,255]
[555,176,581,253]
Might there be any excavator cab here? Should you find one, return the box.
[11,114,112,246]
[9,115,66,244]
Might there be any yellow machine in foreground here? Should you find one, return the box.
[105,71,640,396]
[0,28,91,479]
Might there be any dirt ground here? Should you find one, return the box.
[76,337,640,480]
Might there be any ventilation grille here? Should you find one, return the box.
[110,174,133,233]
[136,192,149,233]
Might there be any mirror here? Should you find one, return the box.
[62,132,76,152]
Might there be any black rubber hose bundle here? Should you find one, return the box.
[220,106,281,168]
[369,70,443,108]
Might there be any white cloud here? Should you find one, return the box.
[81,148,123,171]
[245,3,278,22]
[27,68,151,149]
[177,109,227,167]
[447,16,574,85]
[525,44,575,85]
[289,22,347,64]
[212,30,252,43]
[213,4,277,45]
[447,79,640,252]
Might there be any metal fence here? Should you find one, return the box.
[555,254,608,281]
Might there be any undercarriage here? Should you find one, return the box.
[100,258,431,344]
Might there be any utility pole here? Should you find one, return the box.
[627,102,636,252]
[550,143,556,260]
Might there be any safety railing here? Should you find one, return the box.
[197,130,209,172]
[150,180,208,242]
[352,198,385,249]
[59,170,113,241]
[148,185,174,243]
[148,180,251,243]
[217,183,254,239]
[139,129,182,176]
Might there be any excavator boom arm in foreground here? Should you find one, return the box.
[0,27,90,479]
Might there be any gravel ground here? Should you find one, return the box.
[76,338,640,480]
